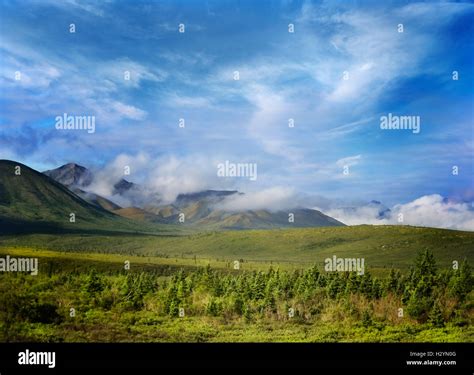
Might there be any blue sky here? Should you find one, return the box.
[0,0,473,213]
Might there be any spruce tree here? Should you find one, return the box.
[449,260,473,301]
[428,302,445,328]
[405,250,438,321]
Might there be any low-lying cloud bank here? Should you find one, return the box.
[214,187,297,212]
[82,154,474,231]
[86,153,223,206]
[319,194,474,231]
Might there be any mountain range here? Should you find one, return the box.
[0,160,137,234]
[0,160,345,231]
[42,162,345,229]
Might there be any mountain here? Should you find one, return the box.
[191,207,344,229]
[143,190,239,221]
[113,207,166,223]
[44,163,136,194]
[42,164,344,230]
[113,179,137,195]
[43,163,138,210]
[0,160,165,234]
[143,204,179,219]
[43,163,93,188]
[175,190,239,207]
[144,190,345,229]
[72,188,122,211]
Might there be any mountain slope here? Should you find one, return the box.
[114,207,166,223]
[43,163,93,188]
[42,164,345,230]
[174,190,239,207]
[144,190,345,229]
[44,163,137,193]
[43,163,138,211]
[0,160,174,234]
[72,188,122,211]
[193,207,345,229]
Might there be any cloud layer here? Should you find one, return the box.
[84,154,474,231]
[321,195,474,231]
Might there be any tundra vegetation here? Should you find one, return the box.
[0,249,472,342]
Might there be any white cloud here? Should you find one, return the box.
[392,195,474,231]
[216,186,297,212]
[320,205,389,226]
[292,2,471,107]
[396,2,474,22]
[110,101,147,121]
[43,0,108,17]
[196,1,462,164]
[100,58,167,88]
[321,194,474,231]
[88,153,226,205]
[159,51,214,66]
[0,49,61,89]
[242,83,304,162]
[336,155,361,168]
[147,155,226,203]
[85,153,474,231]
[87,154,300,208]
[323,13,426,103]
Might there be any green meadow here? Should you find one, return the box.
[1,225,473,270]
[0,225,473,343]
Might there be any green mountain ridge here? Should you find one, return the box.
[0,160,177,235]
[43,163,345,229]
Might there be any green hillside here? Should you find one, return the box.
[1,225,473,270]
[72,188,122,211]
[0,160,180,235]
[191,208,345,229]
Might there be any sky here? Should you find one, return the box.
[0,0,473,229]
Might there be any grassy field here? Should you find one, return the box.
[0,247,292,274]
[4,311,473,343]
[0,249,472,342]
[1,225,473,343]
[1,225,473,272]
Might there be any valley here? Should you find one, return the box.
[0,159,473,343]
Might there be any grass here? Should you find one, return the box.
[1,225,473,272]
[0,225,472,343]
[9,315,473,343]
[0,255,472,343]
[0,247,296,273]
